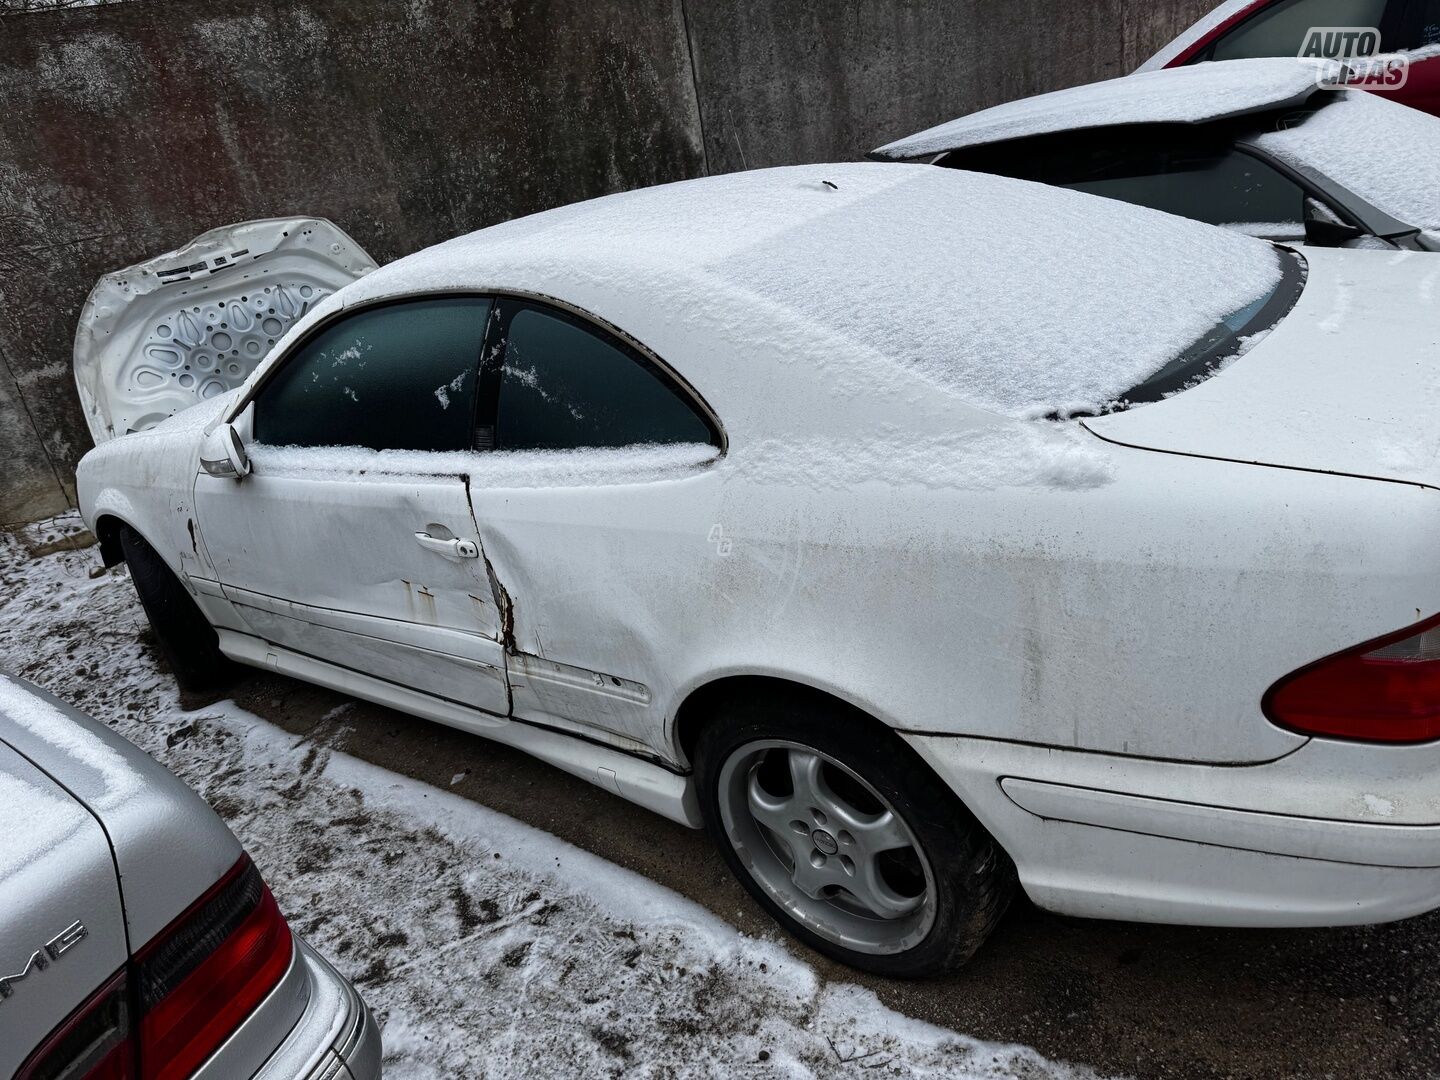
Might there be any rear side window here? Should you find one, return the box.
[1210,0,1391,59]
[488,302,717,452]
[253,297,490,451]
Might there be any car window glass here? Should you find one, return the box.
[1397,0,1440,48]
[253,298,490,451]
[1212,0,1389,59]
[946,135,1307,236]
[493,304,715,452]
[1063,148,1306,235]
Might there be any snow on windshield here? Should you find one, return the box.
[873,57,1339,159]
[1254,89,1440,231]
[349,163,1284,420]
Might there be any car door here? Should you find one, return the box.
[464,297,725,756]
[193,295,510,716]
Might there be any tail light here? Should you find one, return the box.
[17,856,293,1080]
[1264,614,1440,744]
[16,970,132,1080]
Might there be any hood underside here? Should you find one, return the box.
[1086,247,1440,488]
[74,217,376,444]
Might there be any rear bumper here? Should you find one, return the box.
[256,937,381,1080]
[196,935,380,1080]
[906,734,1440,927]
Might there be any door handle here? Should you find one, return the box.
[414,532,480,559]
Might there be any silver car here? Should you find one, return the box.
[0,674,380,1079]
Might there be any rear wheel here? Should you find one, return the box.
[119,525,234,692]
[695,697,1015,977]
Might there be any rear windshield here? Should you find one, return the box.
[1112,247,1306,408]
[710,167,1289,418]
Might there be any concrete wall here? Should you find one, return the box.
[0,0,1214,524]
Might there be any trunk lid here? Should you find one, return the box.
[74,217,376,444]
[1086,247,1440,488]
[0,739,126,1080]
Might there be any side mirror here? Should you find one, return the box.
[1303,196,1368,247]
[201,422,251,480]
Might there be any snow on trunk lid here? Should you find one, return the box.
[73,217,376,444]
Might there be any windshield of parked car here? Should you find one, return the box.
[940,125,1309,238]
[1254,91,1440,232]
[1111,247,1307,408]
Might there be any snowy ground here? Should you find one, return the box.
[0,515,1094,1080]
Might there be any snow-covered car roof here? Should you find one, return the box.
[871,57,1341,160]
[1135,0,1265,72]
[1252,88,1440,232]
[313,162,1283,419]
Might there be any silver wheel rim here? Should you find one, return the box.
[716,739,937,955]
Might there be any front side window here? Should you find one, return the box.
[253,297,490,451]
[488,302,718,452]
[1210,0,1392,59]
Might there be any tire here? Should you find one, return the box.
[695,693,1015,977]
[119,525,234,692]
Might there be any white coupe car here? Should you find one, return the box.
[77,163,1440,976]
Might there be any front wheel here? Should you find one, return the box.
[695,701,1014,977]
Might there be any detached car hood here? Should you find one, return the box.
[1087,247,1440,488]
[74,217,375,444]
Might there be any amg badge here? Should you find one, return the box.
[0,921,87,1004]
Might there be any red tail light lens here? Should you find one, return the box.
[135,855,293,1080]
[16,855,291,1080]
[1264,614,1440,744]
[16,970,133,1080]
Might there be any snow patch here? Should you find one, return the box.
[1254,89,1440,233]
[1363,793,1397,818]
[734,425,1115,491]
[249,441,720,488]
[0,675,141,808]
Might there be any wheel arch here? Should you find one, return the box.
[91,509,174,575]
[92,511,129,567]
[672,674,917,772]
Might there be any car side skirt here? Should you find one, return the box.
[215,628,702,828]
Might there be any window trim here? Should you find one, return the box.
[228,289,728,457]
